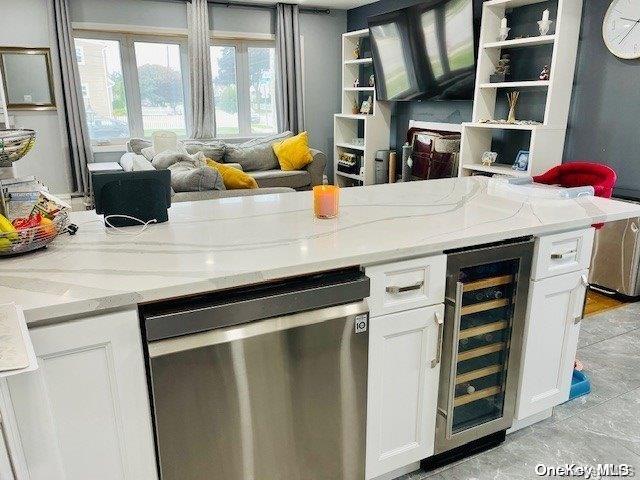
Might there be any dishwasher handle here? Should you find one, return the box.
[148,301,369,358]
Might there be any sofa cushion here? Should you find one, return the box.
[224,131,293,172]
[273,131,313,171]
[182,140,226,161]
[250,169,311,189]
[168,162,225,192]
[153,151,206,170]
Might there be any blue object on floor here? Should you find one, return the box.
[568,369,591,401]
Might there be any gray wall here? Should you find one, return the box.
[563,1,640,198]
[0,0,73,194]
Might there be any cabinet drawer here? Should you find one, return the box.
[366,255,446,317]
[532,228,594,280]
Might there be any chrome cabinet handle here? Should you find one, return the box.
[431,310,444,368]
[551,250,577,260]
[385,281,424,294]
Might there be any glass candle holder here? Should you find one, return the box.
[313,185,339,219]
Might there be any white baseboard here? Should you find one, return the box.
[371,462,421,480]
[507,408,553,434]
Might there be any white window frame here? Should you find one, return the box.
[211,38,277,139]
[73,31,191,146]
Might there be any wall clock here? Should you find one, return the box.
[603,0,640,59]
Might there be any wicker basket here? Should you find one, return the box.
[0,212,69,256]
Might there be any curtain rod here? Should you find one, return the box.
[206,1,331,14]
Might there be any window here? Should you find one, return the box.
[211,40,277,137]
[134,41,187,138]
[74,38,130,144]
[73,31,277,144]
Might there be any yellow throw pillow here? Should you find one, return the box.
[206,159,258,189]
[272,131,313,171]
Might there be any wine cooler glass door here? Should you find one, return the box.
[436,240,532,454]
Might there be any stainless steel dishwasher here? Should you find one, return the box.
[141,269,370,480]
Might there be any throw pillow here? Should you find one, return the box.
[127,138,152,155]
[182,140,226,162]
[153,151,206,170]
[223,131,293,171]
[272,131,313,171]
[206,159,258,190]
[168,161,225,192]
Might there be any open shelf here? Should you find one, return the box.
[479,80,550,89]
[484,0,551,7]
[463,122,542,131]
[344,58,372,65]
[484,35,556,49]
[336,171,363,181]
[336,142,365,151]
[344,87,375,92]
[462,164,530,177]
[335,113,369,120]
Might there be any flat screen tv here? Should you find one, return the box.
[368,0,477,101]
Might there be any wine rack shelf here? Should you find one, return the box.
[457,342,506,361]
[454,385,504,407]
[455,364,504,384]
[463,275,514,292]
[461,298,510,316]
[459,320,509,340]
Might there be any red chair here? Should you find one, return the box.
[533,161,617,229]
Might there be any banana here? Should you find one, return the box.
[0,214,18,241]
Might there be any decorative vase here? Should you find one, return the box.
[506,91,520,124]
[537,20,553,36]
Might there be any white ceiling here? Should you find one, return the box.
[229,0,375,9]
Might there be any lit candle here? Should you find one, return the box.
[501,17,507,29]
[542,9,549,22]
[313,185,340,219]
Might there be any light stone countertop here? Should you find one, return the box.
[2,177,639,325]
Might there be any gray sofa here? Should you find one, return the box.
[124,133,326,197]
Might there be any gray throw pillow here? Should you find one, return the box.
[224,132,293,172]
[127,138,152,155]
[153,151,206,170]
[182,140,226,162]
[168,162,225,192]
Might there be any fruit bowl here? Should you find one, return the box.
[0,211,69,256]
[0,129,36,167]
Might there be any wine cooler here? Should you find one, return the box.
[434,239,533,455]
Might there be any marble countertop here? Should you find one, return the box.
[2,177,639,325]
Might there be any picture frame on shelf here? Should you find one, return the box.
[512,150,530,171]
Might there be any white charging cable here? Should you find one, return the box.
[103,215,158,237]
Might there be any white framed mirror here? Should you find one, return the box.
[0,47,56,111]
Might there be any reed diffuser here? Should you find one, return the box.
[507,91,520,123]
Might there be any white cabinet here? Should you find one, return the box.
[366,305,443,480]
[2,309,157,480]
[515,270,588,421]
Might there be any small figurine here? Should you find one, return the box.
[369,74,375,87]
[499,17,510,41]
[539,65,550,81]
[353,78,360,88]
[353,45,360,60]
[352,99,360,115]
[538,9,553,35]
[481,151,498,166]
[490,54,510,83]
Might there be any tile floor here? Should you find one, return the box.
[401,300,640,480]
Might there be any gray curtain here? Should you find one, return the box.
[275,3,305,134]
[48,0,93,195]
[188,0,215,139]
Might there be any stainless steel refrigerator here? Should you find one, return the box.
[590,202,640,297]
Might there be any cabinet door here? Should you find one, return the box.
[366,304,444,479]
[4,309,157,480]
[515,270,587,421]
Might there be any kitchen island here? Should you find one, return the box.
[1,176,639,480]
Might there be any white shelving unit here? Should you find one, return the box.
[334,28,391,187]
[459,0,583,178]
